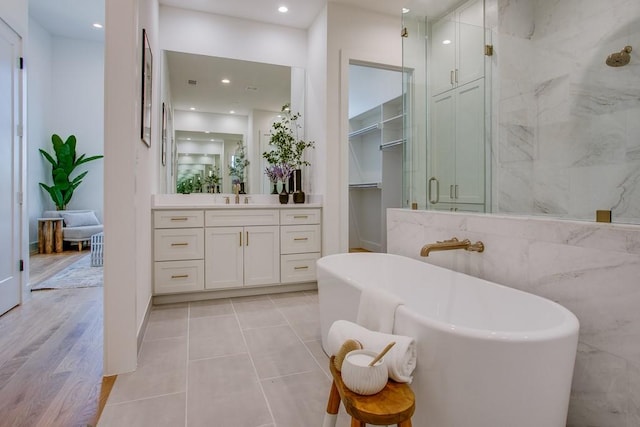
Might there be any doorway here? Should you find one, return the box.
[348,63,405,253]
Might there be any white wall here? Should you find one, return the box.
[49,37,104,215]
[388,209,640,426]
[26,18,52,248]
[323,3,402,255]
[104,0,159,375]
[159,6,307,68]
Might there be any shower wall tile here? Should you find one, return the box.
[494,0,640,222]
[387,209,640,424]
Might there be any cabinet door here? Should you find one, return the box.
[430,13,456,96]
[205,227,243,289]
[244,226,280,287]
[430,91,456,204]
[455,80,485,204]
[457,0,485,86]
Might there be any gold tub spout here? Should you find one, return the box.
[420,237,485,257]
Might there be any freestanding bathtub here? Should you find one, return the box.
[317,252,579,427]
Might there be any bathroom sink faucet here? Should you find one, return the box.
[420,237,484,257]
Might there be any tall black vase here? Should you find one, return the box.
[293,168,305,204]
[238,182,246,194]
[287,174,295,194]
[279,182,289,204]
[270,182,278,195]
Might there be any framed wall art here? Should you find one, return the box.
[141,28,152,146]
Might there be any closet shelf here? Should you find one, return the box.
[349,182,382,189]
[382,114,403,125]
[348,123,380,138]
[380,139,405,150]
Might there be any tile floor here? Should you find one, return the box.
[98,290,352,426]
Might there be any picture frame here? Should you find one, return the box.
[161,102,167,165]
[141,28,152,147]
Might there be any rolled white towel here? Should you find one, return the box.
[327,320,417,383]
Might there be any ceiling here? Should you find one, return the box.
[28,0,458,116]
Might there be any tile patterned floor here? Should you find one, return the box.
[98,291,352,426]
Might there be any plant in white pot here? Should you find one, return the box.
[262,104,314,203]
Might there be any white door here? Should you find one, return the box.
[243,225,279,287]
[0,20,21,316]
[205,226,243,289]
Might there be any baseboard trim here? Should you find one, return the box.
[137,296,152,355]
[152,282,318,305]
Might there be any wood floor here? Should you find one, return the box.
[0,250,112,427]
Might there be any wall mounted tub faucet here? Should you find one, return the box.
[420,237,485,256]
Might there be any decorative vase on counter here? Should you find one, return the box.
[279,183,289,204]
[288,174,295,194]
[238,182,246,194]
[293,168,305,204]
[271,182,278,195]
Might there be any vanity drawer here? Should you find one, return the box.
[280,253,320,283]
[205,209,279,227]
[154,260,204,294]
[154,228,204,261]
[280,209,321,225]
[280,224,321,254]
[154,210,204,228]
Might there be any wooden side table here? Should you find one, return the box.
[38,218,64,254]
[324,355,415,427]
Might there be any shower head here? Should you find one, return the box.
[606,45,632,67]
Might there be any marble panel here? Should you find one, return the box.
[629,361,640,427]
[188,315,247,361]
[566,343,628,427]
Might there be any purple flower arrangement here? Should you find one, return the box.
[267,163,293,183]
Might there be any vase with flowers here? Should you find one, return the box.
[263,104,314,203]
[272,163,293,204]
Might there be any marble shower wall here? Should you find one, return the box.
[492,0,640,223]
[387,208,640,427]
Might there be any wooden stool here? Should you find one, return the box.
[324,356,415,427]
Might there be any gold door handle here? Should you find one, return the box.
[171,274,189,279]
[171,242,189,246]
[294,266,309,270]
[246,231,249,246]
[170,217,188,221]
[450,69,454,85]
[293,215,309,219]
[293,237,309,241]
[239,231,242,247]
[455,68,458,83]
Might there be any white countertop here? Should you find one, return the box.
[152,193,322,209]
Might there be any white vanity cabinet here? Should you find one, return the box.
[153,210,205,294]
[153,206,322,299]
[204,210,280,289]
[280,209,321,283]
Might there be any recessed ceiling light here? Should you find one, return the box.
[187,138,191,140]
[402,8,410,14]
[204,131,210,134]
[278,6,288,13]
[221,78,230,84]
[442,39,452,45]
[229,110,235,114]
[210,139,214,141]
[190,107,196,111]
[92,22,103,29]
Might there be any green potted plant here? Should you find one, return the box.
[263,104,314,203]
[39,134,104,210]
[228,141,250,194]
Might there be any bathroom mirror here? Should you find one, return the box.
[163,51,305,194]
[402,0,640,224]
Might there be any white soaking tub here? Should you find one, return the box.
[317,252,579,427]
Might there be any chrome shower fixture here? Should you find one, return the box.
[606,45,632,67]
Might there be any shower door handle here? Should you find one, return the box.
[428,177,439,204]
[455,69,458,83]
[450,70,455,85]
